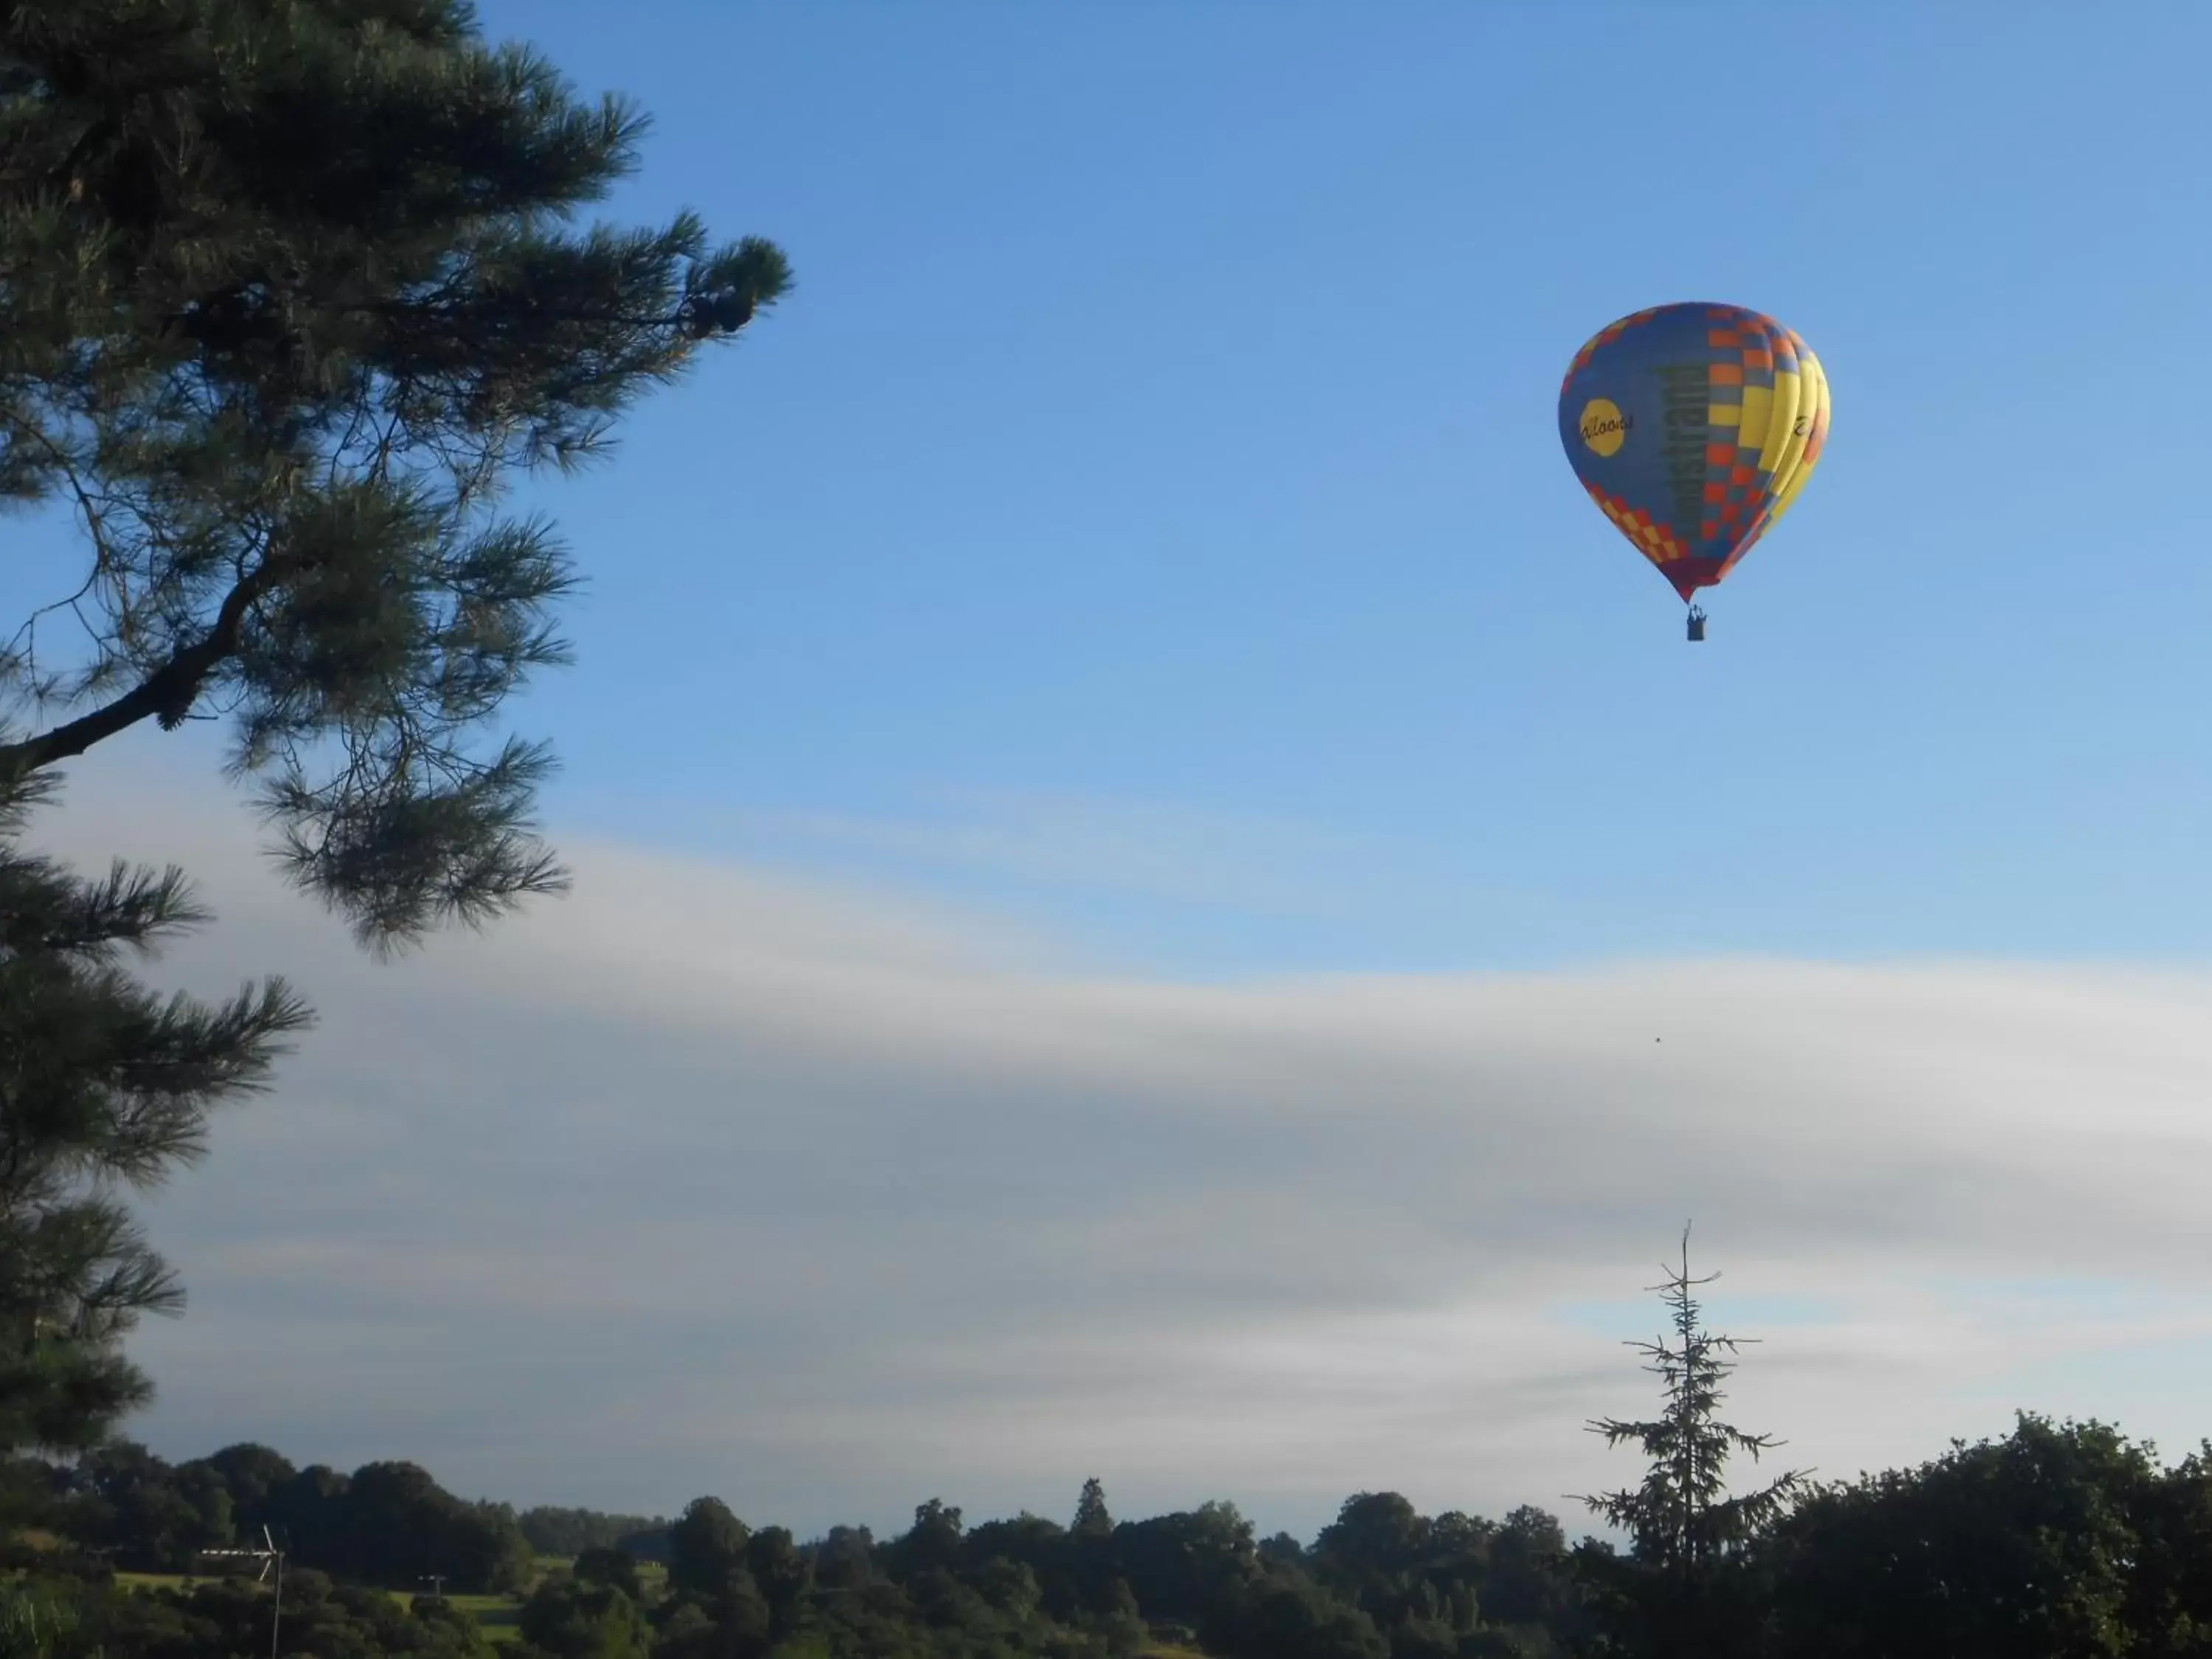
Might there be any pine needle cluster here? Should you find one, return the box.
[0,766,310,1454]
[0,0,791,949]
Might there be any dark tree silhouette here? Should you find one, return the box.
[0,769,308,1458]
[1570,1225,1808,1658]
[0,0,789,951]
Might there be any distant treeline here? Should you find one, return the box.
[8,1411,2212,1658]
[0,1442,1593,1655]
[2,1441,538,1593]
[0,1441,682,1589]
[517,1506,673,1564]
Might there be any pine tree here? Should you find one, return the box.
[1569,1225,1808,1658]
[1073,1476,1113,1538]
[0,0,790,950]
[0,767,310,1456]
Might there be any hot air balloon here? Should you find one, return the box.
[1557,302,1829,641]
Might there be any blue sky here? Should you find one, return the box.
[449,0,2212,978]
[21,2,2212,1538]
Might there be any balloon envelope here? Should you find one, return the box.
[1557,302,1829,603]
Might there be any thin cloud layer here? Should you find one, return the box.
[24,762,2212,1540]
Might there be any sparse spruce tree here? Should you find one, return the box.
[1073,1476,1113,1539]
[1570,1225,1808,1658]
[0,0,790,951]
[0,768,310,1460]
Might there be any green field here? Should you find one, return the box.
[104,1573,524,1642]
[442,1592,521,1643]
[112,1572,197,1592]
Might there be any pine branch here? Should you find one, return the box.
[0,0,790,950]
[0,556,274,776]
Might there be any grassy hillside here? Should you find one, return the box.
[442,1593,521,1643]
[49,1561,1203,1653]
[103,1572,523,1643]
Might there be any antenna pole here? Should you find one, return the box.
[268,1525,283,1659]
[197,1526,284,1658]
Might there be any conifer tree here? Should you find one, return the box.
[0,0,790,950]
[1074,1476,1113,1538]
[0,768,310,1457]
[1570,1225,1808,1658]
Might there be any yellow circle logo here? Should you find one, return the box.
[1579,397,1631,457]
